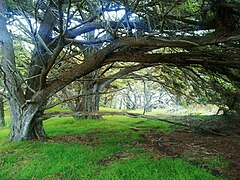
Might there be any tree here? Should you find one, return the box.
[107,74,178,111]
[0,95,4,127]
[0,0,239,141]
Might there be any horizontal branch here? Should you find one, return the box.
[67,21,148,38]
[106,52,240,70]
[44,31,240,99]
[115,33,240,48]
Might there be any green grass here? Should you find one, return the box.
[200,155,229,169]
[97,157,219,180]
[0,114,225,179]
[0,107,11,127]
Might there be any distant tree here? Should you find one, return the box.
[109,76,177,111]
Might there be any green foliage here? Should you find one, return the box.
[0,116,225,179]
[179,0,202,15]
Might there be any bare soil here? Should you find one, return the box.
[142,130,240,180]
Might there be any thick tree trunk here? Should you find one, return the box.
[9,101,47,141]
[1,0,46,141]
[0,96,4,127]
[2,1,57,142]
[75,78,101,119]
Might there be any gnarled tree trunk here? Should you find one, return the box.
[9,103,46,141]
[0,0,49,141]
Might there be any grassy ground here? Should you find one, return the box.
[0,112,225,180]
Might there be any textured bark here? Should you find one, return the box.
[0,96,4,127]
[1,0,23,137]
[75,73,101,119]
[9,102,47,142]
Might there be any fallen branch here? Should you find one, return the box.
[39,111,226,136]
[40,111,190,128]
[124,112,190,127]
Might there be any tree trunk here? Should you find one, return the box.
[225,95,240,122]
[75,78,101,119]
[9,101,47,141]
[74,45,102,119]
[0,96,4,127]
[1,0,47,141]
[208,94,240,135]
[143,80,152,115]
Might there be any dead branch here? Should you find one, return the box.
[39,111,226,136]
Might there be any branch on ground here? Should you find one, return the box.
[40,111,226,136]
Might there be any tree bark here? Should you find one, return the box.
[9,101,47,141]
[0,96,4,127]
[75,77,101,119]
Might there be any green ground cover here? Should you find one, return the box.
[0,111,225,179]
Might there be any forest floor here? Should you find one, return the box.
[141,130,240,179]
[52,126,240,179]
[0,111,239,179]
